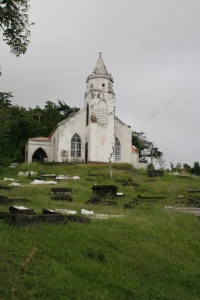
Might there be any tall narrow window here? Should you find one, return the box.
[53,137,56,161]
[86,103,89,126]
[71,134,81,157]
[115,137,121,160]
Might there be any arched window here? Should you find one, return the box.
[97,101,108,124]
[71,134,81,157]
[115,137,121,161]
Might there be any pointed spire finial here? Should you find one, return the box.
[93,54,108,75]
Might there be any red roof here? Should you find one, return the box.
[29,137,50,141]
[132,146,137,153]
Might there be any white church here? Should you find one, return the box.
[25,55,142,167]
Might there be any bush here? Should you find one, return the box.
[0,156,11,167]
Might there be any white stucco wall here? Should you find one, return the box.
[132,152,140,168]
[115,117,132,164]
[25,139,52,164]
[88,95,115,162]
[132,152,148,169]
[55,109,86,162]
[89,121,115,163]
[51,128,59,162]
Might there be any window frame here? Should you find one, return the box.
[115,137,121,161]
[71,133,81,158]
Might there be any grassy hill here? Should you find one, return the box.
[1,163,200,300]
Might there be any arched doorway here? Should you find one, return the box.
[32,147,48,163]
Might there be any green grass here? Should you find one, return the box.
[1,163,200,299]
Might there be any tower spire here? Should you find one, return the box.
[93,54,108,75]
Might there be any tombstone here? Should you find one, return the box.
[55,209,77,215]
[51,188,73,201]
[9,206,35,215]
[86,197,101,204]
[116,192,124,198]
[0,195,9,204]
[91,185,118,197]
[42,209,56,214]
[147,170,164,177]
[0,186,11,190]
[38,214,63,223]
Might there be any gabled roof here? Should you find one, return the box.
[29,137,50,141]
[92,54,109,75]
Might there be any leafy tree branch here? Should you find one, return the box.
[0,0,33,56]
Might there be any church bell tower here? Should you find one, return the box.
[84,55,116,163]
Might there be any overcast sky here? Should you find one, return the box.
[1,0,200,168]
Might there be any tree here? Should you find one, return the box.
[0,92,13,164]
[0,92,13,108]
[0,105,12,164]
[132,131,163,164]
[183,163,191,173]
[191,162,200,176]
[0,96,81,164]
[108,146,114,178]
[38,100,80,136]
[132,131,150,163]
[57,99,79,118]
[0,0,33,56]
[9,105,40,161]
[170,162,175,172]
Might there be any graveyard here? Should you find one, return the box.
[0,162,200,299]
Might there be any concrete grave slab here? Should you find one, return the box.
[31,180,57,185]
[55,209,77,215]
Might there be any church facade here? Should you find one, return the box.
[25,55,138,166]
